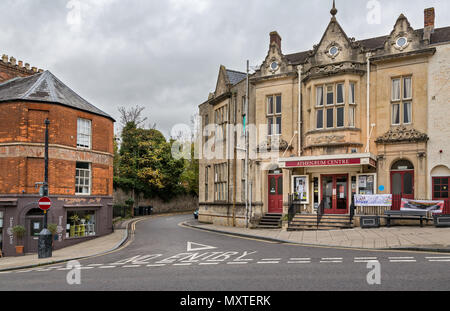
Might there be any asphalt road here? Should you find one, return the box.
[1,214,449,291]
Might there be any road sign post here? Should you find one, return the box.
[38,119,52,259]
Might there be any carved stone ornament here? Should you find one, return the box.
[325,41,342,59]
[257,137,293,152]
[376,126,429,144]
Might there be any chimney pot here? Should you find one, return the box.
[424,7,435,28]
[18,61,23,67]
[10,57,16,66]
[270,31,282,50]
[25,63,30,70]
[32,67,37,72]
[2,54,8,63]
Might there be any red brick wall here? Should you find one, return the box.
[0,101,114,196]
[0,62,35,83]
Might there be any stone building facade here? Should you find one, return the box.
[0,57,114,256]
[198,4,450,228]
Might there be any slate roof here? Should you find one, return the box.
[285,26,450,65]
[226,69,247,85]
[0,70,114,121]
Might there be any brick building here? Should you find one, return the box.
[198,4,450,229]
[0,55,114,256]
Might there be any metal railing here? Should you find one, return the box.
[316,200,325,229]
[288,194,301,224]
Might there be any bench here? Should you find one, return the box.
[384,210,431,227]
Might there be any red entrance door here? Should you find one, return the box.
[321,174,348,215]
[390,170,414,210]
[268,174,283,213]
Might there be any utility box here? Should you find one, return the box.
[360,216,380,228]
[434,215,450,227]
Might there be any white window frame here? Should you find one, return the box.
[336,83,344,105]
[77,118,92,149]
[75,162,91,195]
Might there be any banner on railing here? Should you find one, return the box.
[354,194,392,207]
[401,199,444,214]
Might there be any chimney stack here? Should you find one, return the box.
[270,31,282,50]
[424,7,435,29]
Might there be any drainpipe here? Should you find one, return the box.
[297,65,303,157]
[365,53,371,154]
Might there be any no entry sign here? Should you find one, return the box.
[38,197,52,211]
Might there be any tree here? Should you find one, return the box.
[118,105,148,129]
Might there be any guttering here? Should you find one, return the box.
[297,65,303,156]
[365,52,371,154]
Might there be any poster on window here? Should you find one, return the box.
[292,175,309,204]
[400,199,444,214]
[354,194,392,207]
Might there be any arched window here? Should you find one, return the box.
[26,208,44,216]
[391,160,414,171]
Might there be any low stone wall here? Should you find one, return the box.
[113,188,198,214]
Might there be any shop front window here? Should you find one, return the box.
[66,210,96,238]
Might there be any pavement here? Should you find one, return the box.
[183,221,450,253]
[0,217,139,272]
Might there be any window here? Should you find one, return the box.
[316,82,349,129]
[77,118,91,149]
[391,77,413,125]
[326,108,334,128]
[349,83,355,104]
[214,163,228,201]
[75,162,91,195]
[267,95,281,136]
[66,210,96,238]
[433,177,449,199]
[316,86,323,106]
[337,107,344,127]
[316,110,323,129]
[336,83,344,105]
[348,106,355,127]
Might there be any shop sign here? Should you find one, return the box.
[286,158,361,167]
[354,194,392,207]
[401,199,444,214]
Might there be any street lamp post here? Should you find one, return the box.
[38,118,52,259]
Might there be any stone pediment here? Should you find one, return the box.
[376,126,429,144]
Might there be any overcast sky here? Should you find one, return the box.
[1,0,449,137]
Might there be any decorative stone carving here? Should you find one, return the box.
[313,135,346,145]
[256,137,293,152]
[376,126,429,144]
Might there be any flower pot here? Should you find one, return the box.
[15,245,24,255]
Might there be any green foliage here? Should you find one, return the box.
[47,223,58,235]
[12,225,26,239]
[114,121,190,202]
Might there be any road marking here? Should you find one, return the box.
[147,264,167,267]
[290,258,311,261]
[388,257,415,259]
[428,259,450,262]
[79,266,94,270]
[173,263,192,266]
[257,261,279,264]
[320,260,343,263]
[122,265,141,268]
[260,258,282,261]
[187,241,217,252]
[88,264,103,267]
[15,270,33,273]
[354,257,377,260]
[199,262,219,265]
[425,257,450,259]
[287,261,311,264]
[227,262,248,265]
[321,257,343,260]
[98,266,116,269]
[389,260,417,263]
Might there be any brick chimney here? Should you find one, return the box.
[270,31,282,49]
[424,7,435,29]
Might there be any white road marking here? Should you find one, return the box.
[320,260,343,263]
[122,265,141,268]
[388,257,415,259]
[290,258,311,261]
[147,264,167,267]
[321,257,343,260]
[227,262,248,265]
[79,266,94,270]
[260,258,282,261]
[173,263,192,266]
[257,261,279,264]
[56,268,71,271]
[88,264,103,267]
[428,259,450,262]
[425,257,450,259]
[199,262,219,265]
[389,260,417,263]
[354,257,377,260]
[98,266,116,269]
[287,261,311,264]
[187,242,217,252]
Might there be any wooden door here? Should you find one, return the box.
[268,174,283,213]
